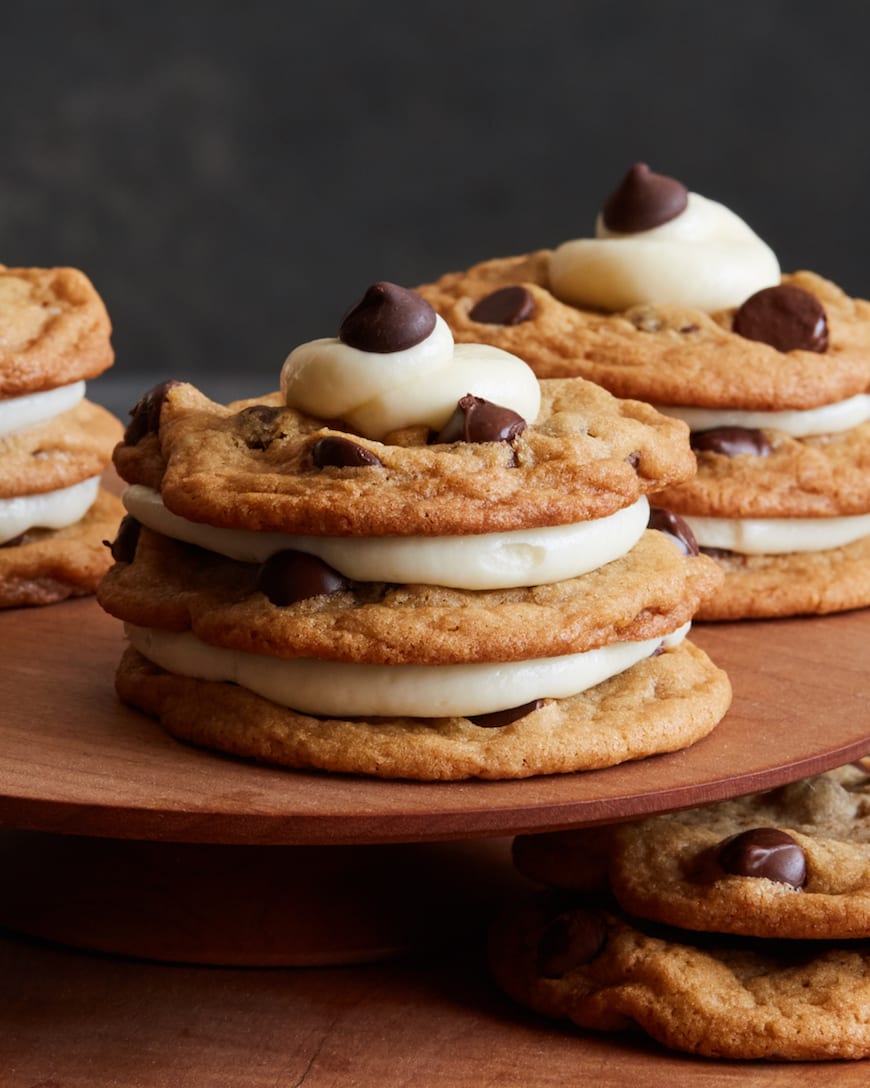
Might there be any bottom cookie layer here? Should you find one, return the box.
[489,897,870,1061]
[115,639,731,781]
[696,534,870,620]
[0,488,124,608]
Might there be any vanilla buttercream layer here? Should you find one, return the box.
[550,192,780,312]
[0,475,100,544]
[126,621,689,718]
[657,393,870,439]
[0,380,86,439]
[281,315,541,440]
[685,513,870,555]
[97,526,720,666]
[123,485,649,590]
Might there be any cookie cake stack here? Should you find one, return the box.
[97,282,730,780]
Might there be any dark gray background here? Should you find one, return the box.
[2,1,868,418]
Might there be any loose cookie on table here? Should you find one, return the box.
[489,895,870,1060]
[513,765,870,939]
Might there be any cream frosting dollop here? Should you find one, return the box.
[0,380,86,439]
[0,475,100,544]
[123,485,649,590]
[549,192,780,312]
[126,621,690,719]
[280,314,541,440]
[685,513,870,556]
[655,394,870,439]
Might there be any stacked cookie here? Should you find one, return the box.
[0,265,123,607]
[419,164,870,619]
[495,764,870,1060]
[98,283,730,780]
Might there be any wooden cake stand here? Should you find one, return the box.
[0,598,867,968]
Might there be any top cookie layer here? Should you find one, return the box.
[114,380,696,536]
[0,267,114,397]
[419,254,870,411]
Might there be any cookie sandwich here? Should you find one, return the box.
[495,764,870,1060]
[419,165,870,620]
[0,265,123,607]
[98,283,729,780]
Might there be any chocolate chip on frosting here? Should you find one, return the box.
[717,828,808,888]
[124,380,181,444]
[690,427,772,457]
[433,395,527,445]
[258,550,348,606]
[647,507,699,556]
[311,435,383,468]
[339,282,437,353]
[602,162,689,233]
[469,285,536,326]
[537,909,608,978]
[468,699,544,729]
[106,515,141,564]
[732,284,829,353]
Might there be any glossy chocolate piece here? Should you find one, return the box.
[469,285,536,326]
[258,550,348,606]
[468,699,544,729]
[718,827,808,888]
[124,380,181,445]
[691,426,772,457]
[732,284,829,353]
[311,435,383,468]
[339,282,436,353]
[434,395,527,445]
[602,162,689,233]
[537,909,607,978]
[106,515,141,564]
[647,506,699,556]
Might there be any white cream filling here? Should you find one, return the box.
[685,513,870,555]
[0,380,86,438]
[123,485,649,590]
[0,475,100,544]
[280,315,541,440]
[126,621,690,719]
[549,192,780,312]
[655,393,870,438]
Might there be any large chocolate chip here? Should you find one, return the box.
[434,395,527,445]
[468,700,544,729]
[691,427,772,457]
[647,507,699,556]
[469,286,536,326]
[339,282,436,353]
[537,909,607,978]
[124,380,181,444]
[257,550,348,606]
[717,828,807,888]
[732,285,829,353]
[311,435,383,468]
[602,162,689,233]
[105,515,141,564]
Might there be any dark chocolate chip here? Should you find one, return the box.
[469,285,535,326]
[468,700,544,729]
[236,405,284,450]
[718,828,807,888]
[105,515,141,564]
[433,395,527,445]
[0,533,27,549]
[257,550,348,606]
[679,323,700,334]
[537,909,607,978]
[339,282,436,353]
[690,427,772,457]
[647,507,699,556]
[311,435,383,468]
[124,380,181,444]
[626,451,641,469]
[700,545,734,559]
[732,285,829,353]
[602,162,689,233]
